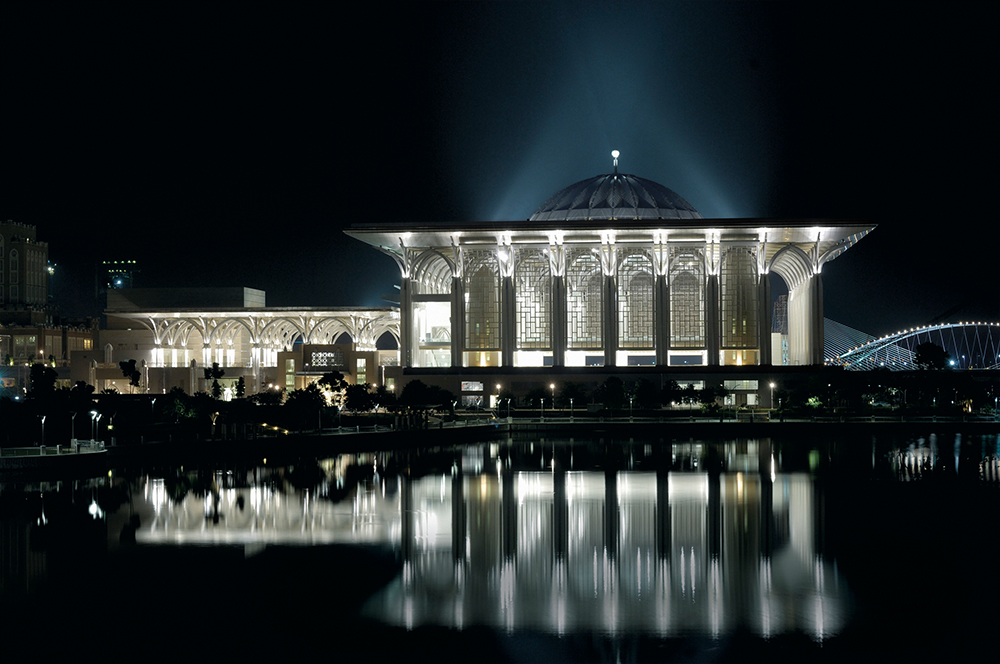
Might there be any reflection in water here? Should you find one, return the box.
[3,432,998,657]
[121,438,851,641]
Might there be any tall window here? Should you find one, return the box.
[669,247,705,348]
[720,247,758,349]
[618,249,654,349]
[464,250,500,350]
[566,249,603,349]
[10,249,18,285]
[515,248,550,349]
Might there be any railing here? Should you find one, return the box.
[1,440,106,458]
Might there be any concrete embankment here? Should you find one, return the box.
[97,416,1000,467]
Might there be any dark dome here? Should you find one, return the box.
[529,173,701,222]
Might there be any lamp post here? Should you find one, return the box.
[629,396,634,422]
[550,383,556,415]
[90,410,101,442]
[769,382,775,412]
[39,415,46,448]
[569,397,574,422]
[69,411,76,443]
[540,397,544,421]
[505,397,511,421]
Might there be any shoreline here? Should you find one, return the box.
[3,417,997,474]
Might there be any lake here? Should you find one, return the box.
[2,430,998,662]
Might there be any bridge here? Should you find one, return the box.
[828,321,1000,371]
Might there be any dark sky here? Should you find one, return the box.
[3,1,997,334]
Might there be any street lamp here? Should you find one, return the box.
[550,383,556,412]
[569,397,574,421]
[90,410,101,442]
[769,382,775,411]
[540,397,544,421]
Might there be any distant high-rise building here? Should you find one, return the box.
[99,259,140,292]
[95,259,140,316]
[0,220,51,325]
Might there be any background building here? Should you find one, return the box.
[0,220,51,325]
[85,287,399,395]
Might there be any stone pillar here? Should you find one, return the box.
[551,275,566,367]
[811,273,824,365]
[603,276,618,367]
[706,274,720,366]
[451,276,464,368]
[501,276,516,367]
[758,273,772,365]
[655,274,670,366]
[399,277,412,368]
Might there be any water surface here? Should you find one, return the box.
[2,432,997,662]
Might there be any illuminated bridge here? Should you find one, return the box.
[827,321,1000,371]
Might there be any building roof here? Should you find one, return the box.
[529,173,702,222]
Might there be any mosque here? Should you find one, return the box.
[80,153,872,406]
[346,152,874,405]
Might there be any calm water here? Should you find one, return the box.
[2,431,998,663]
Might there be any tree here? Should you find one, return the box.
[249,386,284,406]
[556,381,589,408]
[914,342,951,370]
[284,383,327,432]
[398,380,455,425]
[119,359,141,393]
[374,384,397,413]
[661,380,683,407]
[203,362,225,398]
[699,385,729,412]
[166,386,192,423]
[235,376,246,399]
[594,376,626,413]
[633,378,660,409]
[344,383,375,413]
[679,383,699,410]
[317,371,348,410]
[29,362,57,396]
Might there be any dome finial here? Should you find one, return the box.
[611,150,620,173]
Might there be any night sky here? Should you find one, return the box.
[3,2,996,334]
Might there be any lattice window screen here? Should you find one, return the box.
[669,247,705,348]
[720,247,758,348]
[464,250,501,350]
[618,249,654,349]
[566,248,603,349]
[515,248,551,349]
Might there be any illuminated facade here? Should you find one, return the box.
[90,288,399,394]
[347,164,873,370]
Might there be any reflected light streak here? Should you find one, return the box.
[123,447,854,641]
